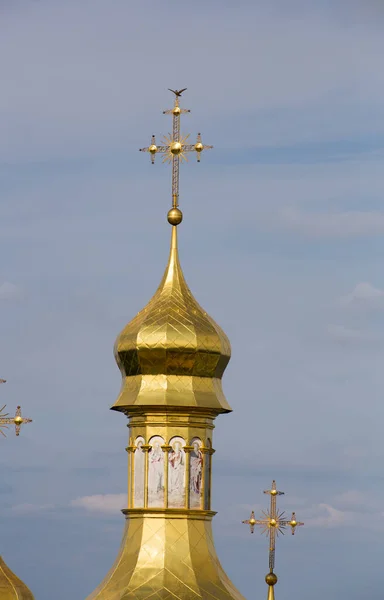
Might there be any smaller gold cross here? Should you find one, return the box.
[0,405,32,437]
[242,480,303,599]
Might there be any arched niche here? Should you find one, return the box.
[148,436,165,507]
[133,436,145,508]
[189,438,203,509]
[168,436,186,508]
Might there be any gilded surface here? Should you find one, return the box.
[87,91,244,600]
[0,557,35,600]
[85,513,245,600]
[113,227,231,414]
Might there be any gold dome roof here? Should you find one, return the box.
[0,557,35,600]
[112,225,232,414]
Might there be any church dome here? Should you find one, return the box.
[112,225,232,414]
[0,557,35,600]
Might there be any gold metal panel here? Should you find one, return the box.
[113,375,231,413]
[0,557,35,600]
[86,514,245,600]
[113,227,231,414]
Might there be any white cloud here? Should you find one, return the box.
[340,282,384,310]
[307,503,353,527]
[71,494,127,514]
[0,281,23,301]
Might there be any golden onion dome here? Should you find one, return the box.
[112,225,232,414]
[0,557,35,600]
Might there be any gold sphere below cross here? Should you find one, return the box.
[265,573,278,586]
[168,208,183,226]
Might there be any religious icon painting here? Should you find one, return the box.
[134,436,145,508]
[148,436,165,508]
[168,436,186,508]
[189,438,203,509]
[204,439,211,510]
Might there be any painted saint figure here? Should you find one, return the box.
[168,438,185,508]
[189,439,203,508]
[148,437,165,507]
[134,437,145,508]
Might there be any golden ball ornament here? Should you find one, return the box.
[149,144,157,154]
[270,489,277,496]
[167,208,183,225]
[170,141,182,155]
[265,573,278,586]
[270,519,277,526]
[173,107,181,115]
[14,416,23,425]
[290,520,297,527]
[194,142,203,152]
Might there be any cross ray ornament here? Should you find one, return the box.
[242,480,303,600]
[0,381,32,437]
[139,88,213,210]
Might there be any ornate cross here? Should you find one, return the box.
[139,88,213,210]
[0,380,32,437]
[242,480,303,599]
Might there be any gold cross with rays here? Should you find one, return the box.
[242,480,303,599]
[139,88,213,210]
[0,380,32,437]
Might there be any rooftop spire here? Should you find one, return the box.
[139,87,213,225]
[242,480,304,600]
[113,89,230,415]
[86,90,244,600]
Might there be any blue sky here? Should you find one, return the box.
[1,1,384,599]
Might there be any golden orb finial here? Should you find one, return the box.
[265,573,278,586]
[167,207,183,226]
